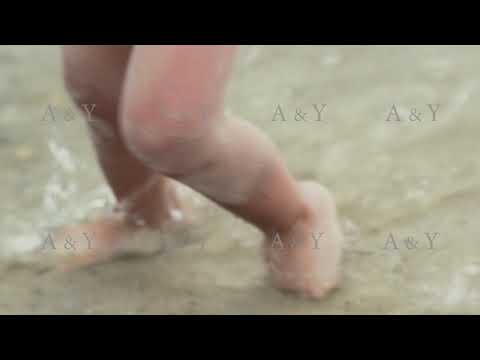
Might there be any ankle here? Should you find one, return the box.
[262,199,314,241]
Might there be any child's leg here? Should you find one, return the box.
[60,45,184,266]
[121,45,343,298]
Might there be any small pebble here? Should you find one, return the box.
[15,145,33,160]
[170,209,184,222]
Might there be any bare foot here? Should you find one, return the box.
[263,181,344,299]
[46,214,134,271]
[42,180,190,271]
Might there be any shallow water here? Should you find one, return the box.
[0,45,479,314]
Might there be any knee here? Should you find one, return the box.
[62,46,122,123]
[120,94,218,175]
[62,47,99,109]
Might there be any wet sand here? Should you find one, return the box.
[0,45,479,314]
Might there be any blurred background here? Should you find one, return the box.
[0,45,479,314]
